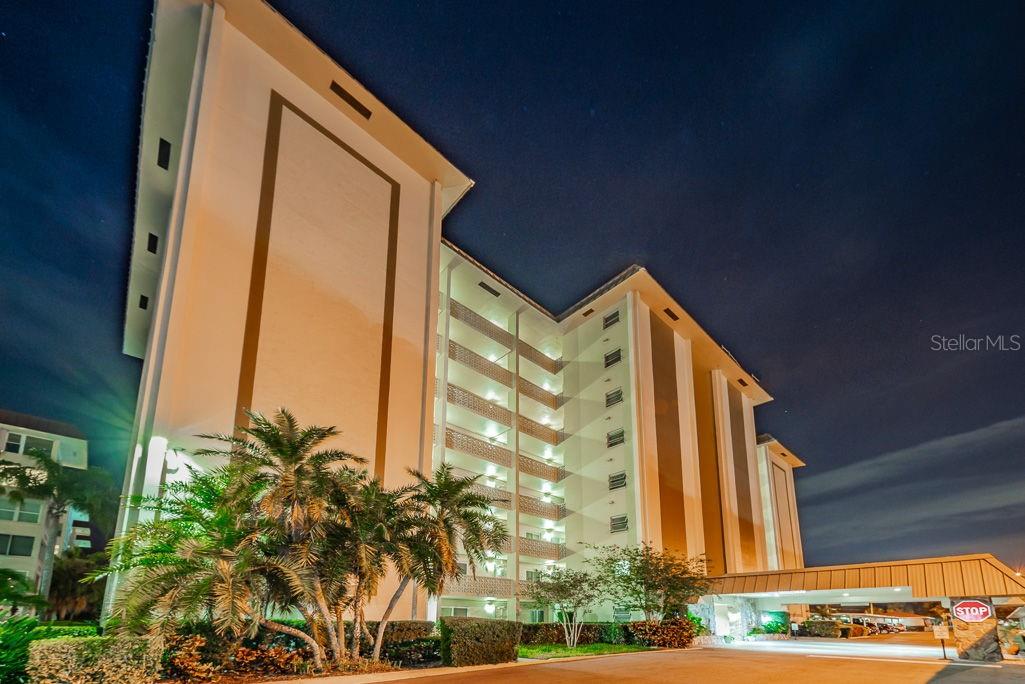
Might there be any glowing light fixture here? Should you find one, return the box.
[485,464,497,476]
[484,602,496,614]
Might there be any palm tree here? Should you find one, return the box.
[97,465,328,670]
[0,568,46,617]
[410,464,509,596]
[0,449,118,597]
[194,408,365,666]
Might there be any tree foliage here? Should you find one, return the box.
[98,409,507,671]
[587,543,709,621]
[521,567,602,647]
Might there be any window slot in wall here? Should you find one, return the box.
[329,80,372,119]
[477,281,501,297]
[602,310,620,329]
[663,308,680,321]
[605,388,623,408]
[157,138,171,169]
[604,348,622,368]
[581,308,595,317]
[610,515,629,533]
[138,294,149,310]
[608,472,627,491]
[606,428,625,448]
[146,233,159,254]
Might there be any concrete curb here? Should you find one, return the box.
[263,647,693,684]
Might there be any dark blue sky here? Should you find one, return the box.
[1,1,1023,568]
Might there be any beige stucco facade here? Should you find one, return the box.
[111,0,808,622]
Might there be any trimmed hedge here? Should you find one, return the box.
[27,636,163,684]
[624,619,695,648]
[439,617,521,666]
[520,622,628,646]
[382,636,441,667]
[803,620,841,638]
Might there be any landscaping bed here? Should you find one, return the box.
[518,643,650,659]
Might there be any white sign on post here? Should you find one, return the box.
[933,625,950,640]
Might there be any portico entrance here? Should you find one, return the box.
[700,553,1025,662]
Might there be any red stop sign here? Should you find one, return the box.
[952,600,993,623]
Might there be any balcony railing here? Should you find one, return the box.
[519,414,561,445]
[467,481,513,509]
[447,384,513,427]
[518,453,565,482]
[445,427,513,468]
[519,343,562,375]
[449,300,515,349]
[449,298,562,375]
[447,575,514,597]
[449,339,514,387]
[519,377,561,410]
[519,493,567,520]
[518,537,569,561]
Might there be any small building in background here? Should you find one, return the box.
[0,409,89,596]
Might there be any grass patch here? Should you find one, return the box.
[517,643,649,660]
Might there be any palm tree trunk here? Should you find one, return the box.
[260,618,323,671]
[36,507,62,599]
[311,577,342,665]
[371,576,410,661]
[349,591,363,658]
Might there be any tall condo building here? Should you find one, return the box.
[429,243,804,620]
[111,0,803,621]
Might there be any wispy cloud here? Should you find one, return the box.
[800,416,1025,566]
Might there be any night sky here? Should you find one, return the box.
[1,1,1023,569]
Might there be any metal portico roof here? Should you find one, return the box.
[708,554,1025,599]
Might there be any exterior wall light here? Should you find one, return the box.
[484,602,496,614]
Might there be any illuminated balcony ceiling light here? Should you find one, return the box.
[485,464,497,476]
[484,602,496,614]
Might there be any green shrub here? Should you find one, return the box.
[519,622,628,646]
[382,636,441,667]
[803,620,840,638]
[624,619,695,648]
[27,636,163,684]
[1,617,38,684]
[366,620,435,644]
[685,614,710,636]
[439,617,521,666]
[30,626,99,640]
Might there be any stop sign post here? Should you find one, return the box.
[952,600,993,623]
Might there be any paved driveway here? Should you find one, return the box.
[391,643,1018,684]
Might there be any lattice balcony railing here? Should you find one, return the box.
[447,384,513,427]
[517,537,568,561]
[519,414,561,445]
[517,453,565,482]
[447,575,514,597]
[448,340,514,387]
[519,377,561,410]
[449,300,515,349]
[518,494,567,520]
[519,343,562,375]
[445,428,513,468]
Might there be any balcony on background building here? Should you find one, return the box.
[446,384,562,446]
[518,536,569,561]
[518,493,567,520]
[446,574,514,598]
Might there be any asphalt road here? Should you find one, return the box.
[396,647,1021,684]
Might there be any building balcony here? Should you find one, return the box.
[517,452,565,482]
[447,384,513,428]
[517,537,569,561]
[446,384,561,446]
[449,339,514,387]
[518,414,560,446]
[449,298,562,375]
[446,574,514,598]
[443,427,565,482]
[519,376,561,410]
[518,494,566,521]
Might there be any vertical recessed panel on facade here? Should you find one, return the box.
[649,312,687,551]
[243,101,397,469]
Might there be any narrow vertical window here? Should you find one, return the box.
[157,138,171,169]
